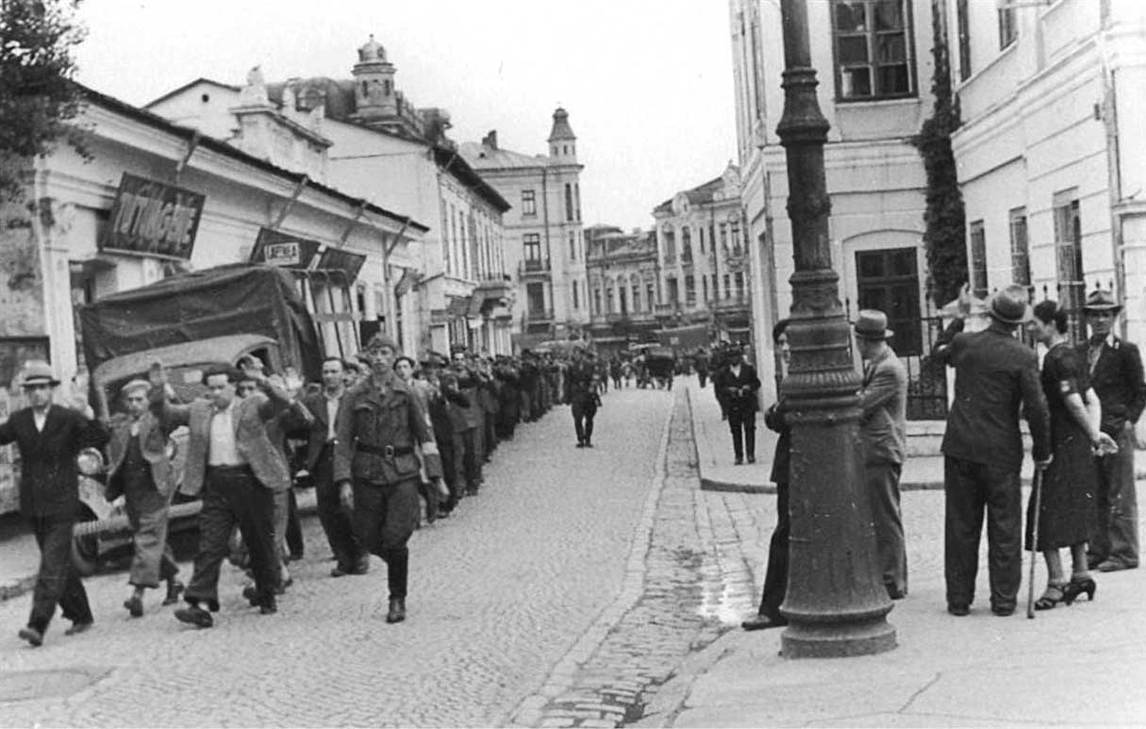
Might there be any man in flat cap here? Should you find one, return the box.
[932,284,1051,617]
[106,379,183,618]
[1081,289,1146,572]
[854,310,909,599]
[0,361,108,647]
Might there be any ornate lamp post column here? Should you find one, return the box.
[775,0,896,657]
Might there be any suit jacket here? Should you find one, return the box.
[764,400,791,486]
[0,405,109,518]
[149,381,293,496]
[105,411,176,500]
[713,363,761,415]
[301,389,342,471]
[859,347,908,465]
[1082,336,1146,436]
[932,318,1051,471]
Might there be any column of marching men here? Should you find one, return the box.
[2,337,629,646]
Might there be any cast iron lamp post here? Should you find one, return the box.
[775,0,896,657]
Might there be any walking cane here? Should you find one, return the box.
[1026,465,1046,619]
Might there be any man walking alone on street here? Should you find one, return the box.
[713,347,761,465]
[567,348,602,448]
[854,310,909,599]
[1,361,108,647]
[1081,289,1146,572]
[932,284,1051,616]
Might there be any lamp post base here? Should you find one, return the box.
[780,617,897,659]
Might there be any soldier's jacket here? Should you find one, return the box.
[334,376,442,485]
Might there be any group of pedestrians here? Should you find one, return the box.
[742,285,1143,630]
[3,335,610,647]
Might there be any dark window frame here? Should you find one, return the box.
[969,219,988,299]
[831,0,917,102]
[521,189,537,217]
[1008,207,1030,287]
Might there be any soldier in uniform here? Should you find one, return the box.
[334,334,443,624]
[567,349,603,448]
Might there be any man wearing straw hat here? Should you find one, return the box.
[1081,289,1146,572]
[0,360,109,647]
[932,284,1052,617]
[853,309,909,600]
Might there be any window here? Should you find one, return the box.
[632,276,641,312]
[957,0,971,81]
[685,275,696,307]
[998,5,1017,50]
[647,283,655,309]
[593,287,602,315]
[440,199,451,274]
[606,286,614,313]
[723,274,731,299]
[527,282,546,316]
[1053,190,1083,312]
[969,220,988,298]
[667,277,679,306]
[1009,207,1030,288]
[569,231,577,260]
[663,226,676,263]
[734,272,745,299]
[522,190,536,216]
[619,284,627,315]
[523,233,542,269]
[833,0,914,100]
[698,226,706,254]
[702,275,709,303]
[574,183,581,221]
[731,220,742,253]
[720,223,729,252]
[572,279,579,309]
[564,183,574,222]
[681,226,692,263]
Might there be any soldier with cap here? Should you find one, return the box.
[1081,289,1146,572]
[932,284,1052,616]
[0,361,108,647]
[334,333,443,623]
[853,310,910,599]
[106,379,184,618]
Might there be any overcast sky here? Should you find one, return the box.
[72,0,737,232]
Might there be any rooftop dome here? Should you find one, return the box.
[358,34,387,63]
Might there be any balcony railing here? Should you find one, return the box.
[518,259,551,276]
[525,308,554,322]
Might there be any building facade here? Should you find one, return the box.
[948,0,1146,345]
[146,36,514,356]
[652,166,753,345]
[730,0,934,402]
[459,111,589,350]
[583,225,660,354]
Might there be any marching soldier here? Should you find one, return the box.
[334,334,443,624]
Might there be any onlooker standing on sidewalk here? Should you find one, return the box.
[853,310,909,600]
[743,320,791,631]
[106,379,183,618]
[1,361,109,647]
[712,347,761,465]
[1081,289,1146,572]
[932,284,1051,617]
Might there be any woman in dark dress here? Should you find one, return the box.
[1025,301,1118,609]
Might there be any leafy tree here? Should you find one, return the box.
[0,0,87,200]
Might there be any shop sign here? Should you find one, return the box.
[250,228,320,269]
[101,173,205,260]
[317,247,366,282]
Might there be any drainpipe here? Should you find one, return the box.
[1099,29,1127,336]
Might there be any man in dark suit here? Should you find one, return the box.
[1081,289,1146,572]
[150,360,293,628]
[106,379,183,618]
[854,310,910,599]
[566,348,602,448]
[713,347,762,465]
[932,284,1052,616]
[301,357,368,577]
[0,360,108,647]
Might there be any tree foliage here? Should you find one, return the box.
[912,1,967,310]
[0,0,87,200]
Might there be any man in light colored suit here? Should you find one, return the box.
[106,379,183,617]
[149,360,293,628]
[854,310,910,600]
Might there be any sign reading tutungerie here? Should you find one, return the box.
[101,173,205,260]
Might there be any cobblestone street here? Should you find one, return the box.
[0,384,747,728]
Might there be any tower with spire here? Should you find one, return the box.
[351,34,398,123]
[548,107,577,163]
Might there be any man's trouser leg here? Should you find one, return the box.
[944,457,986,609]
[866,461,907,596]
[983,465,1022,611]
[231,475,280,606]
[584,406,596,443]
[285,487,304,559]
[1101,425,1139,567]
[758,480,790,617]
[354,479,419,599]
[463,428,482,492]
[571,401,586,443]
[184,478,237,608]
[125,477,175,588]
[743,414,756,460]
[450,431,467,503]
[28,515,91,632]
[314,446,361,568]
[727,412,745,460]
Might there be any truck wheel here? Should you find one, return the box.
[71,508,101,576]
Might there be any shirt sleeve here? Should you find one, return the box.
[407,390,442,479]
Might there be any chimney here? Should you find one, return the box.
[482,130,498,150]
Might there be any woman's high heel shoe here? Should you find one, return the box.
[1062,577,1097,605]
[1034,584,1067,611]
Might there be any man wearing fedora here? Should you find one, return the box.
[0,360,109,647]
[712,346,762,465]
[933,284,1052,616]
[854,310,910,599]
[1081,289,1146,572]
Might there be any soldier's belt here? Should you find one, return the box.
[354,443,415,458]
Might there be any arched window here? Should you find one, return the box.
[631,274,642,312]
[681,226,692,263]
[662,225,676,263]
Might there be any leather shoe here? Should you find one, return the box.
[386,597,406,624]
[947,604,970,616]
[163,581,185,606]
[331,565,350,578]
[64,621,93,636]
[18,626,43,647]
[1097,559,1136,572]
[991,605,1015,617]
[260,599,277,615]
[242,585,261,607]
[174,605,214,628]
[741,612,787,631]
[124,594,144,618]
[734,457,744,465]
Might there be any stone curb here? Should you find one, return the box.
[628,629,739,728]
